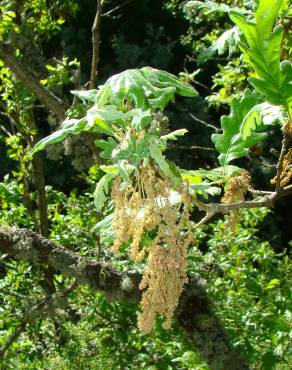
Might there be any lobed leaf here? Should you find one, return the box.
[229,0,291,113]
[93,213,115,245]
[95,67,198,110]
[184,166,242,182]
[241,102,285,140]
[71,89,99,102]
[212,91,267,166]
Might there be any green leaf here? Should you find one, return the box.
[161,129,188,143]
[32,118,87,154]
[131,109,152,130]
[180,169,221,198]
[86,105,132,135]
[94,173,117,211]
[255,0,283,38]
[241,102,285,140]
[212,91,267,166]
[93,213,115,245]
[149,140,181,183]
[95,138,118,159]
[180,169,202,184]
[190,183,221,198]
[186,166,242,182]
[117,160,135,183]
[229,2,291,111]
[198,27,241,64]
[186,1,248,15]
[141,67,197,99]
[71,89,99,102]
[100,164,119,175]
[280,60,292,115]
[88,105,132,125]
[265,278,280,290]
[96,67,198,110]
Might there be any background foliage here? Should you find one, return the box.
[0,0,291,369]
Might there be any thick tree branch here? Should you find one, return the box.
[0,226,249,369]
[0,43,66,120]
[0,226,141,302]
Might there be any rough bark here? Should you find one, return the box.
[0,226,250,370]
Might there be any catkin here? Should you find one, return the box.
[222,172,251,233]
[111,165,192,333]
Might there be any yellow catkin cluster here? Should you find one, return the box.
[111,166,192,333]
[280,148,292,187]
[221,172,251,233]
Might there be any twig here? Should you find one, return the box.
[102,0,135,17]
[190,182,292,229]
[275,126,290,193]
[0,123,12,137]
[193,211,216,229]
[174,145,217,152]
[89,0,104,89]
[247,188,273,197]
[189,113,221,132]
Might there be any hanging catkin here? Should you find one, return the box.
[111,165,192,333]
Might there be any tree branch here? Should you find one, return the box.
[194,184,292,215]
[0,226,141,302]
[189,113,221,133]
[0,43,66,120]
[275,122,291,192]
[0,226,249,370]
[89,0,104,89]
[102,0,135,17]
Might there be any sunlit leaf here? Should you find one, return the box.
[198,27,241,64]
[96,67,198,110]
[241,102,285,139]
[32,118,87,154]
[94,173,117,211]
[71,89,99,102]
[161,129,188,143]
[212,91,267,166]
[149,140,181,183]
